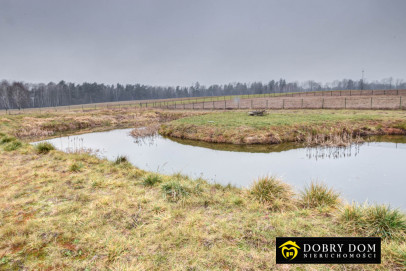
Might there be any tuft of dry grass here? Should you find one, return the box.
[341,203,406,240]
[34,142,55,154]
[300,182,340,208]
[250,176,295,211]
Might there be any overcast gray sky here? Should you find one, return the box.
[0,0,405,86]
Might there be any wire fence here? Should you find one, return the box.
[164,96,405,110]
[1,89,405,115]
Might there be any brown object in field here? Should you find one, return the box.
[248,110,266,116]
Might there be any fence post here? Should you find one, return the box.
[400,96,402,109]
[344,97,347,109]
[282,99,285,109]
[350,90,352,96]
[224,100,226,110]
[212,101,214,109]
[266,100,268,108]
[251,100,253,109]
[301,98,303,108]
[370,97,373,109]
[322,98,324,109]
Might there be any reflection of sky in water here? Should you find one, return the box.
[37,129,406,209]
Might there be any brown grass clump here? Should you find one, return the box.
[341,203,406,240]
[250,176,295,211]
[300,182,340,208]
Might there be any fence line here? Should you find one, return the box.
[1,89,406,115]
[164,96,405,111]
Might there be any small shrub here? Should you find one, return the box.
[142,174,162,186]
[250,176,294,210]
[35,142,55,154]
[341,203,406,239]
[114,155,128,165]
[0,136,15,145]
[300,182,340,208]
[69,162,83,172]
[3,141,22,151]
[161,181,190,202]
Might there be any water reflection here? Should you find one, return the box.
[34,129,406,209]
[306,144,361,160]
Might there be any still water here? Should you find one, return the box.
[37,129,406,209]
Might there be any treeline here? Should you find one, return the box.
[0,78,405,109]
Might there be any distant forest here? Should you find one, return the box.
[0,78,405,109]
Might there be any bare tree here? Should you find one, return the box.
[10,82,30,110]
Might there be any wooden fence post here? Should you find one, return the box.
[370,97,373,109]
[344,97,347,109]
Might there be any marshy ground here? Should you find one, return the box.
[0,108,405,270]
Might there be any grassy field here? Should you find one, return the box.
[0,109,405,270]
[0,108,202,141]
[160,110,406,145]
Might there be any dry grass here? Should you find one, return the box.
[300,182,341,209]
[250,176,295,211]
[0,110,405,270]
[1,108,202,141]
[1,143,404,270]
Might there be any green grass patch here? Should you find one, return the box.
[300,182,340,208]
[142,174,162,186]
[114,155,129,165]
[69,162,84,172]
[161,110,406,145]
[0,135,16,145]
[171,110,397,128]
[35,142,55,154]
[161,181,190,202]
[342,203,406,240]
[3,141,22,151]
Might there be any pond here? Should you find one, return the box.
[36,129,406,209]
